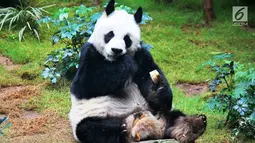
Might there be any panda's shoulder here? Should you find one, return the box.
[133,48,155,66]
[80,42,102,59]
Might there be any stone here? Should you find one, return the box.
[137,139,179,143]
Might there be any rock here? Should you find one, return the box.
[136,139,179,143]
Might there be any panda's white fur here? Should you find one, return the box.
[88,10,141,61]
[70,83,149,141]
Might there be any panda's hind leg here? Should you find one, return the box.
[76,117,127,143]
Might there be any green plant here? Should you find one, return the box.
[41,3,153,84]
[40,5,96,83]
[200,54,255,139]
[0,0,54,41]
[42,47,80,83]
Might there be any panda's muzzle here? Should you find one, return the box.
[111,48,123,54]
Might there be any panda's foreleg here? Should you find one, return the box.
[76,117,128,143]
[133,48,173,113]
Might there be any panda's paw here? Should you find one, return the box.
[166,114,207,142]
[131,113,164,142]
[134,48,153,66]
[131,119,155,142]
[131,123,146,141]
[133,111,153,126]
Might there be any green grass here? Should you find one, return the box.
[0,0,255,142]
[172,88,232,142]
[23,86,71,117]
[0,65,23,86]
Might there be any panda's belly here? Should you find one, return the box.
[69,83,148,140]
[107,83,149,117]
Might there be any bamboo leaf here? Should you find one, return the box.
[0,11,12,30]
[27,22,32,30]
[39,4,56,9]
[19,26,27,41]
[26,10,37,19]
[33,28,40,42]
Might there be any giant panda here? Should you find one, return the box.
[69,0,172,142]
[69,0,206,143]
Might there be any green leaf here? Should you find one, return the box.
[213,53,233,60]
[196,60,215,70]
[52,78,57,84]
[75,5,89,15]
[250,112,255,120]
[234,82,249,98]
[33,28,40,42]
[59,13,68,21]
[19,26,27,41]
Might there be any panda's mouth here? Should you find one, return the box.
[107,54,123,60]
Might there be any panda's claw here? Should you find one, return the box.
[122,123,127,128]
[121,123,127,133]
[122,129,128,134]
[135,133,141,141]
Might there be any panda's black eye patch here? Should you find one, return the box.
[124,34,132,48]
[104,31,114,43]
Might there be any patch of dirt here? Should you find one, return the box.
[0,56,13,66]
[1,110,74,143]
[0,86,40,118]
[21,72,38,80]
[0,55,20,71]
[0,85,75,143]
[188,39,221,48]
[23,111,41,119]
[176,83,208,96]
[180,23,205,36]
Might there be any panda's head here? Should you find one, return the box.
[88,0,143,61]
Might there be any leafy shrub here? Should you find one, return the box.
[0,0,54,41]
[41,3,153,84]
[200,54,255,139]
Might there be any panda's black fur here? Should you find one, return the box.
[133,47,173,113]
[71,43,137,100]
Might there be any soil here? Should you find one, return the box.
[176,83,208,96]
[0,56,20,71]
[0,84,74,143]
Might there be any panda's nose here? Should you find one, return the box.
[111,48,123,54]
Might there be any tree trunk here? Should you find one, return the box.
[202,0,216,24]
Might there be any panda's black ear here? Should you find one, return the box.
[134,7,143,24]
[105,0,115,16]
